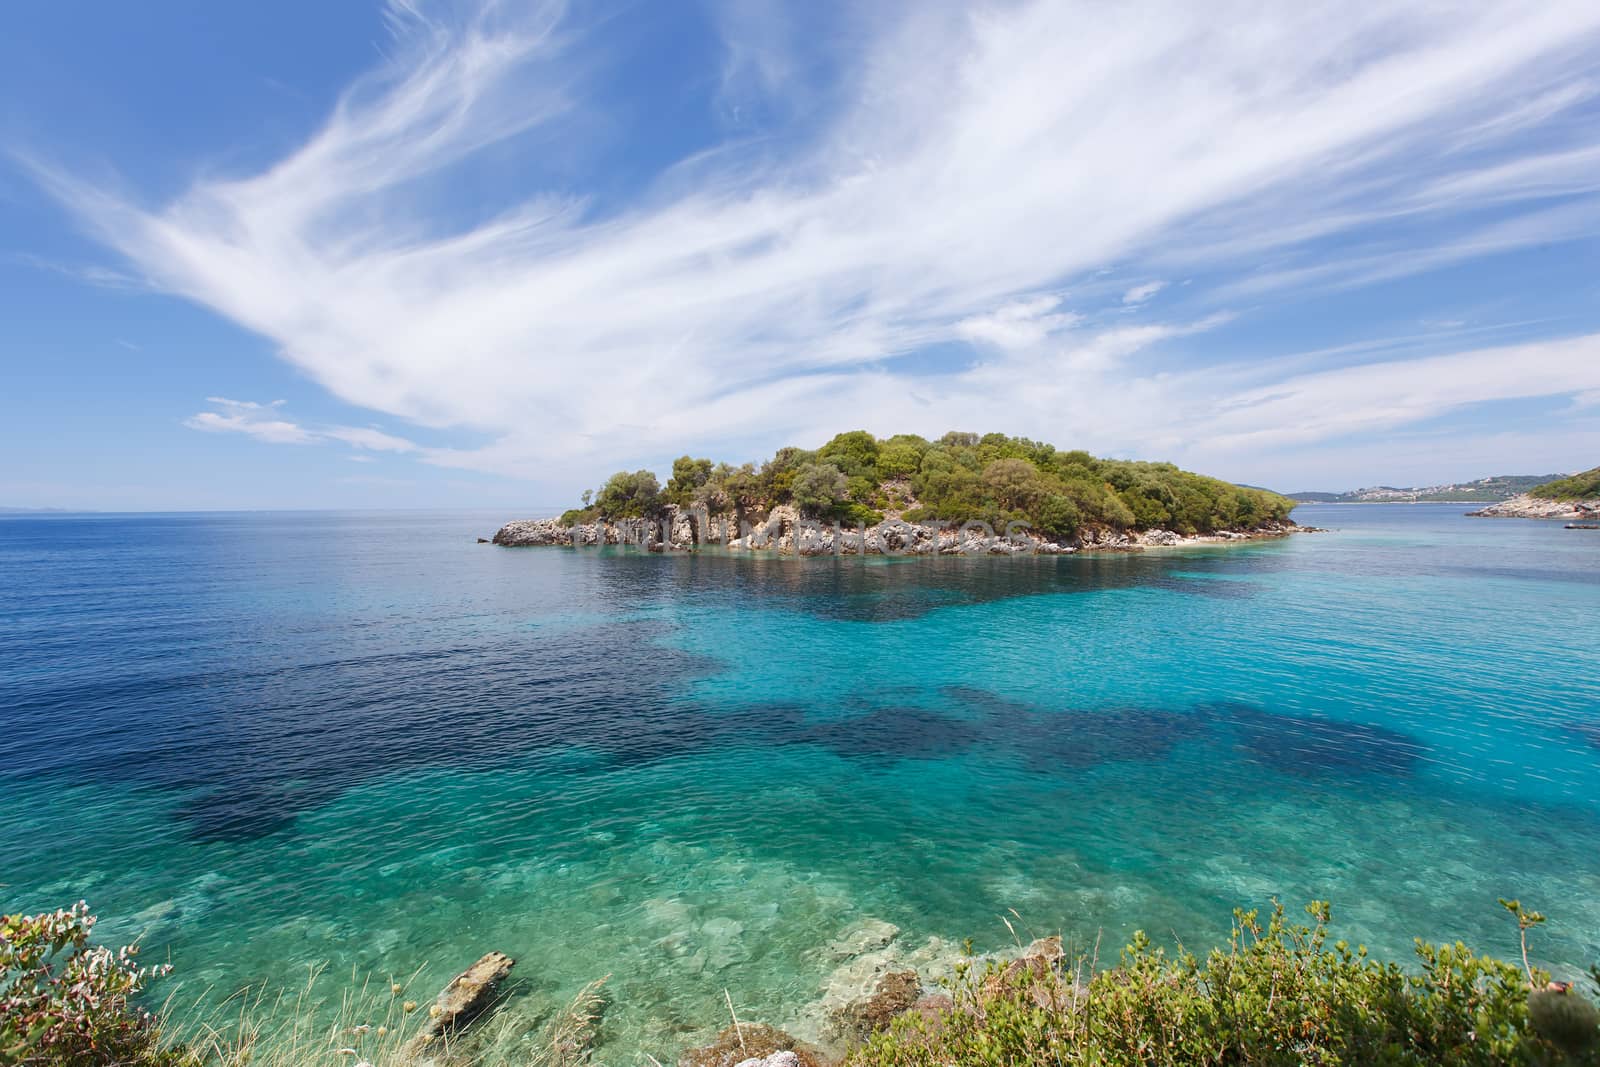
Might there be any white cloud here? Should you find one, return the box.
[1195,333,1600,451]
[955,296,1080,349]
[322,425,422,452]
[1121,281,1166,305]
[183,397,422,455]
[28,0,1600,485]
[184,399,319,445]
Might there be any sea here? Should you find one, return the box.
[2,503,1597,1057]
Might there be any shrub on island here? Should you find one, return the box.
[566,431,1295,540]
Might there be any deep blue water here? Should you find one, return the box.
[2,505,1597,1055]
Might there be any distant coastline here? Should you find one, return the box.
[1288,473,1561,505]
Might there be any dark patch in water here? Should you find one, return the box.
[798,706,984,763]
[623,548,1289,624]
[171,784,306,842]
[1204,702,1426,779]
[1564,722,1600,753]
[7,616,724,842]
[941,686,1203,772]
[1009,707,1205,771]
[1147,575,1257,599]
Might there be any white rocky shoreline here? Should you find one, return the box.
[1467,493,1600,519]
[489,504,1312,557]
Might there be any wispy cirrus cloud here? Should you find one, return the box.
[1122,282,1166,306]
[23,0,1600,486]
[185,397,421,455]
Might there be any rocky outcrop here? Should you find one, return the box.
[679,1024,830,1067]
[400,951,515,1062]
[980,936,1082,1011]
[1469,493,1600,519]
[830,970,921,1044]
[491,506,1305,557]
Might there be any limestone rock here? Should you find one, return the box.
[733,1053,800,1067]
[980,935,1081,1011]
[823,918,900,960]
[680,1024,830,1067]
[400,951,515,1061]
[1470,493,1600,519]
[831,969,921,1043]
[490,509,1302,556]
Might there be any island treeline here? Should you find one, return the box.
[560,431,1293,540]
[1530,465,1600,501]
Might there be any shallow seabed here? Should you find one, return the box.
[3,505,1598,1059]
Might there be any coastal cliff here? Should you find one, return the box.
[491,503,1304,556]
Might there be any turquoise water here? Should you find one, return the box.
[2,505,1598,1057]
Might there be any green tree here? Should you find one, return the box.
[593,470,663,519]
[817,430,881,481]
[981,458,1043,512]
[791,462,850,517]
[664,456,713,506]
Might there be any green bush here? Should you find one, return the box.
[852,901,1600,1067]
[1,902,186,1066]
[592,470,663,519]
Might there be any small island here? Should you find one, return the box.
[493,431,1303,555]
[1468,466,1600,520]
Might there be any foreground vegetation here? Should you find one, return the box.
[559,431,1295,540]
[5,900,1597,1065]
[853,901,1600,1067]
[1530,466,1600,501]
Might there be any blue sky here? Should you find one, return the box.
[4,0,1600,510]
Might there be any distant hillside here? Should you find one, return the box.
[1288,474,1560,504]
[1529,466,1600,500]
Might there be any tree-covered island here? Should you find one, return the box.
[494,431,1300,554]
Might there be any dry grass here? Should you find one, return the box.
[158,965,609,1067]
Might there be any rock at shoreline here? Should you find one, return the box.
[400,951,515,1061]
[831,969,922,1044]
[1469,493,1600,519]
[489,505,1304,557]
[680,1024,830,1067]
[979,936,1084,1012]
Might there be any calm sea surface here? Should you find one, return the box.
[2,504,1597,1055]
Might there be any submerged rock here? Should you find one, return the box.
[823,918,900,960]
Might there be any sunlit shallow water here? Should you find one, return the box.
[3,505,1598,1058]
